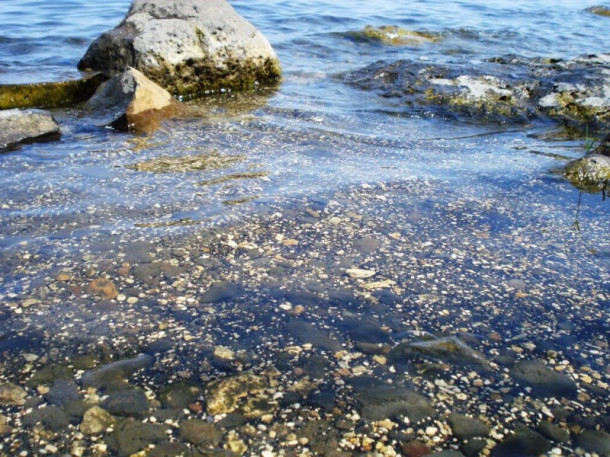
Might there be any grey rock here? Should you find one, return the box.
[23,405,69,431]
[179,419,223,446]
[351,378,436,423]
[200,281,243,303]
[160,382,201,409]
[389,336,490,370]
[100,388,149,416]
[576,430,610,454]
[337,318,390,344]
[78,0,281,96]
[491,425,551,457]
[81,353,153,389]
[538,421,570,443]
[0,382,27,405]
[113,419,168,457]
[448,414,490,441]
[286,319,342,352]
[510,359,576,397]
[0,109,60,151]
[44,379,80,406]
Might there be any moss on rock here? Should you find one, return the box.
[0,73,106,110]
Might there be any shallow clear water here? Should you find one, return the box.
[0,2,609,455]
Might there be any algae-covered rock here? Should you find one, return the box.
[586,6,610,17]
[84,67,186,133]
[0,73,106,110]
[344,53,610,129]
[80,406,115,435]
[564,154,610,193]
[350,25,441,46]
[78,0,281,96]
[205,372,276,418]
[0,109,60,151]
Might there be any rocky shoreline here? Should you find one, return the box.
[0,179,608,456]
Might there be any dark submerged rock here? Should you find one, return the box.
[80,353,154,389]
[576,429,610,454]
[78,0,281,96]
[510,359,577,397]
[0,109,60,151]
[491,425,551,457]
[448,413,490,441]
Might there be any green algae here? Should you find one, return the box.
[0,73,106,110]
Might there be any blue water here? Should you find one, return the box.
[0,0,608,253]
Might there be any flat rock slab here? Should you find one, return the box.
[78,0,281,96]
[0,109,60,151]
[80,353,154,389]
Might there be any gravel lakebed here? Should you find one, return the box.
[0,178,608,457]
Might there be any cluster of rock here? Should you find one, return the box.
[344,53,610,190]
[0,0,281,148]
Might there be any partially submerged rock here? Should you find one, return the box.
[0,73,106,110]
[84,67,186,133]
[348,25,441,46]
[344,54,610,129]
[78,0,281,96]
[0,109,60,151]
[564,154,610,193]
[586,6,610,17]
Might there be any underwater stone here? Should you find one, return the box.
[80,406,115,435]
[510,359,577,397]
[80,353,154,389]
[205,373,274,418]
[78,0,281,96]
[0,109,60,151]
[0,382,27,406]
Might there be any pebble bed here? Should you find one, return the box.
[0,175,608,457]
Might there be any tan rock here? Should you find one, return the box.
[88,278,118,300]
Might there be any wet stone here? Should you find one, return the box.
[0,382,27,405]
[337,317,390,344]
[576,429,610,454]
[100,388,149,417]
[429,451,466,457]
[286,319,342,352]
[44,379,79,406]
[111,419,168,457]
[179,419,224,446]
[538,421,570,443]
[160,382,202,409]
[148,442,189,457]
[88,277,119,299]
[448,413,490,441]
[400,440,432,457]
[200,281,243,303]
[389,336,490,370]
[205,373,273,418]
[460,438,488,457]
[81,353,153,389]
[80,406,115,435]
[510,359,577,397]
[23,405,69,431]
[354,236,381,255]
[491,425,551,457]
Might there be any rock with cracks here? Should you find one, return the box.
[84,67,186,133]
[78,0,281,96]
[0,109,60,151]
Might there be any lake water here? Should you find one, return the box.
[0,1,609,456]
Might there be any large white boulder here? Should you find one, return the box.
[78,0,281,97]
